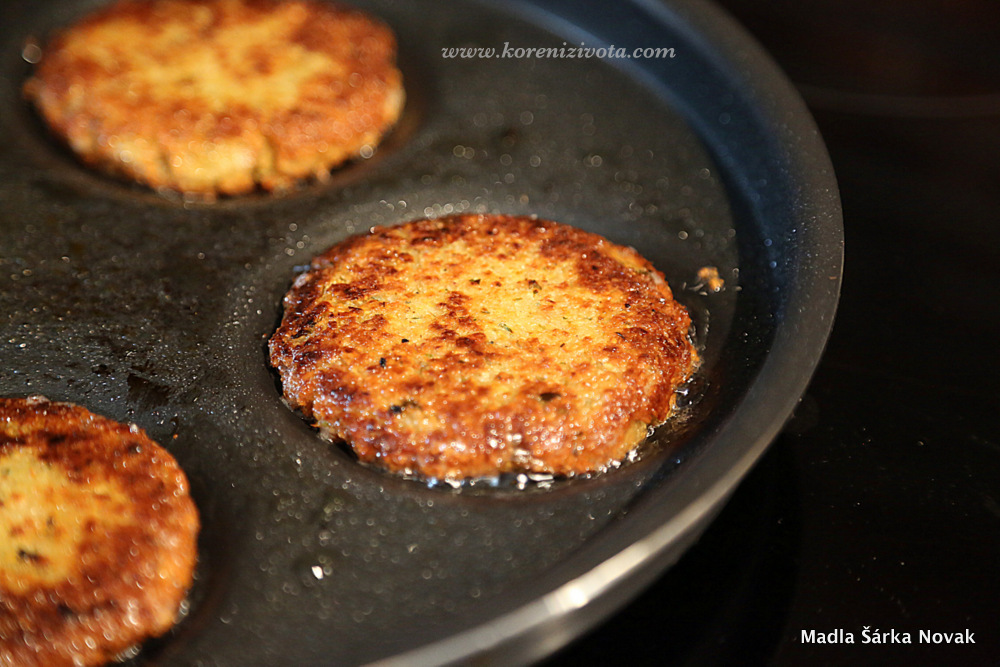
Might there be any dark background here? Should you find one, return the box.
[552,1,1000,664]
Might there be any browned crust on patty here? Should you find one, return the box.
[23,0,404,197]
[269,214,699,480]
[0,397,199,667]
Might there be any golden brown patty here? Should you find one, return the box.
[269,214,698,480]
[0,397,199,667]
[23,0,404,197]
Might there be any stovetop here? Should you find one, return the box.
[551,1,1000,663]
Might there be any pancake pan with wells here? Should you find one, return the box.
[0,0,842,664]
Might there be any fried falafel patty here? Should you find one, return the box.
[0,397,199,667]
[23,0,404,197]
[269,214,699,480]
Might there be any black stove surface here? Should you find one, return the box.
[551,1,1000,664]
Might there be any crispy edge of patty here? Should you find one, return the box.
[22,0,404,197]
[269,214,699,480]
[0,397,199,667]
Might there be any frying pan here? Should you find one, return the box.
[0,0,842,664]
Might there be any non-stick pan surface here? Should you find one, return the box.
[0,0,842,664]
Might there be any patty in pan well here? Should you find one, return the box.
[269,214,699,481]
[23,0,404,198]
[0,397,199,667]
